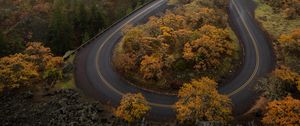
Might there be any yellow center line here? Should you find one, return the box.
[95,0,173,108]
[94,0,260,108]
[227,0,260,97]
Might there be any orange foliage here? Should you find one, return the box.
[114,0,238,89]
[176,77,232,123]
[274,66,300,92]
[183,25,236,71]
[278,29,300,50]
[0,42,63,91]
[140,55,164,79]
[24,42,63,72]
[183,42,194,60]
[262,96,300,125]
[115,93,150,123]
[0,54,39,91]
[114,53,137,73]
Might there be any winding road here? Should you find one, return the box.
[75,0,274,120]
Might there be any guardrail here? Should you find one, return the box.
[63,0,155,60]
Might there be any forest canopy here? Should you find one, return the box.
[0,0,152,56]
[113,0,239,91]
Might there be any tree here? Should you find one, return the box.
[175,77,232,123]
[183,25,237,71]
[0,31,24,57]
[88,4,106,35]
[122,26,146,53]
[115,93,150,123]
[140,55,164,79]
[179,6,226,29]
[0,32,8,57]
[257,76,289,100]
[24,42,63,72]
[0,54,39,91]
[24,42,63,88]
[262,96,300,125]
[274,66,300,92]
[114,53,137,73]
[0,42,63,92]
[47,0,75,55]
[278,29,300,54]
[113,0,238,89]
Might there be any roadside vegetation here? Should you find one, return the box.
[4,0,295,125]
[113,0,235,125]
[115,93,150,123]
[0,42,63,92]
[175,77,232,124]
[0,0,157,125]
[0,0,152,56]
[113,0,240,92]
[254,0,300,125]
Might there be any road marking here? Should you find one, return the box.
[95,0,173,108]
[227,0,260,97]
[94,0,260,107]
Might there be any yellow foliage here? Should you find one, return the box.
[0,54,39,90]
[114,53,137,72]
[274,66,298,82]
[160,26,174,37]
[114,0,238,88]
[0,42,63,91]
[140,55,164,79]
[183,25,237,71]
[181,6,226,29]
[262,96,300,125]
[274,66,300,92]
[115,93,150,123]
[278,29,300,53]
[176,77,232,123]
[24,42,63,72]
[183,42,194,60]
[158,11,186,30]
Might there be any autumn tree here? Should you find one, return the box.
[176,77,232,123]
[183,25,237,71]
[0,42,63,92]
[122,26,146,54]
[278,29,300,54]
[24,42,63,87]
[262,96,300,125]
[114,53,137,73]
[177,5,226,29]
[274,66,300,92]
[113,0,238,89]
[0,54,39,91]
[115,93,150,123]
[140,55,164,79]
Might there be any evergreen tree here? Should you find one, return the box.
[89,4,106,36]
[0,32,8,57]
[47,0,74,55]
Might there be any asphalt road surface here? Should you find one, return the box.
[75,0,274,120]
